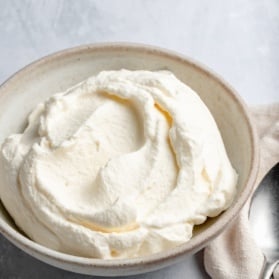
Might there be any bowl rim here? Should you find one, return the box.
[0,42,259,269]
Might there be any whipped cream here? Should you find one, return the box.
[0,70,237,259]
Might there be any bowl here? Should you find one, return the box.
[0,43,259,276]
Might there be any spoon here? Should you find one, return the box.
[249,163,279,278]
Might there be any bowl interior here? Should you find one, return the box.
[0,44,257,275]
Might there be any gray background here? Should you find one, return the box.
[0,0,278,278]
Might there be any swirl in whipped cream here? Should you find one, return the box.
[0,70,237,258]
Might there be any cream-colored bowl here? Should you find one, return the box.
[0,43,258,276]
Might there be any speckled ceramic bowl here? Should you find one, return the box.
[0,43,259,277]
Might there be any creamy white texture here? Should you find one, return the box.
[0,70,237,258]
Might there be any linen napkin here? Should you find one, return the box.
[204,103,279,279]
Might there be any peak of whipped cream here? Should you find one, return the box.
[0,70,237,259]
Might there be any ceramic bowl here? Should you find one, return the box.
[0,43,259,276]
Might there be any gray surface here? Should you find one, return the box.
[0,0,278,278]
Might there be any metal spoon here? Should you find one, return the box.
[249,163,279,278]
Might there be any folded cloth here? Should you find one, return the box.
[204,103,279,279]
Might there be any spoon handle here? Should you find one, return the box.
[262,260,279,279]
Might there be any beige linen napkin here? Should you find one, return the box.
[204,103,279,279]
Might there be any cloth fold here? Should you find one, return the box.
[204,103,279,279]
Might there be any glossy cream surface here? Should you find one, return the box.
[0,70,237,258]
